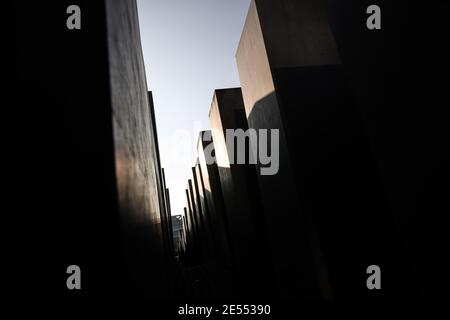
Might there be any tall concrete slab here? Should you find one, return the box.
[209,88,275,297]
[11,0,168,297]
[187,182,199,239]
[183,206,192,254]
[161,168,174,258]
[106,2,169,297]
[324,0,450,297]
[236,0,409,298]
[148,91,173,271]
[165,187,174,254]
[185,184,203,264]
[189,178,206,263]
[197,131,233,268]
[193,162,215,262]
[185,190,195,247]
[190,170,204,238]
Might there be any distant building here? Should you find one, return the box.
[171,215,184,256]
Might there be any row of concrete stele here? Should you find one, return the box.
[173,0,450,299]
[10,0,450,298]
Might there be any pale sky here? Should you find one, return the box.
[137,0,251,216]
